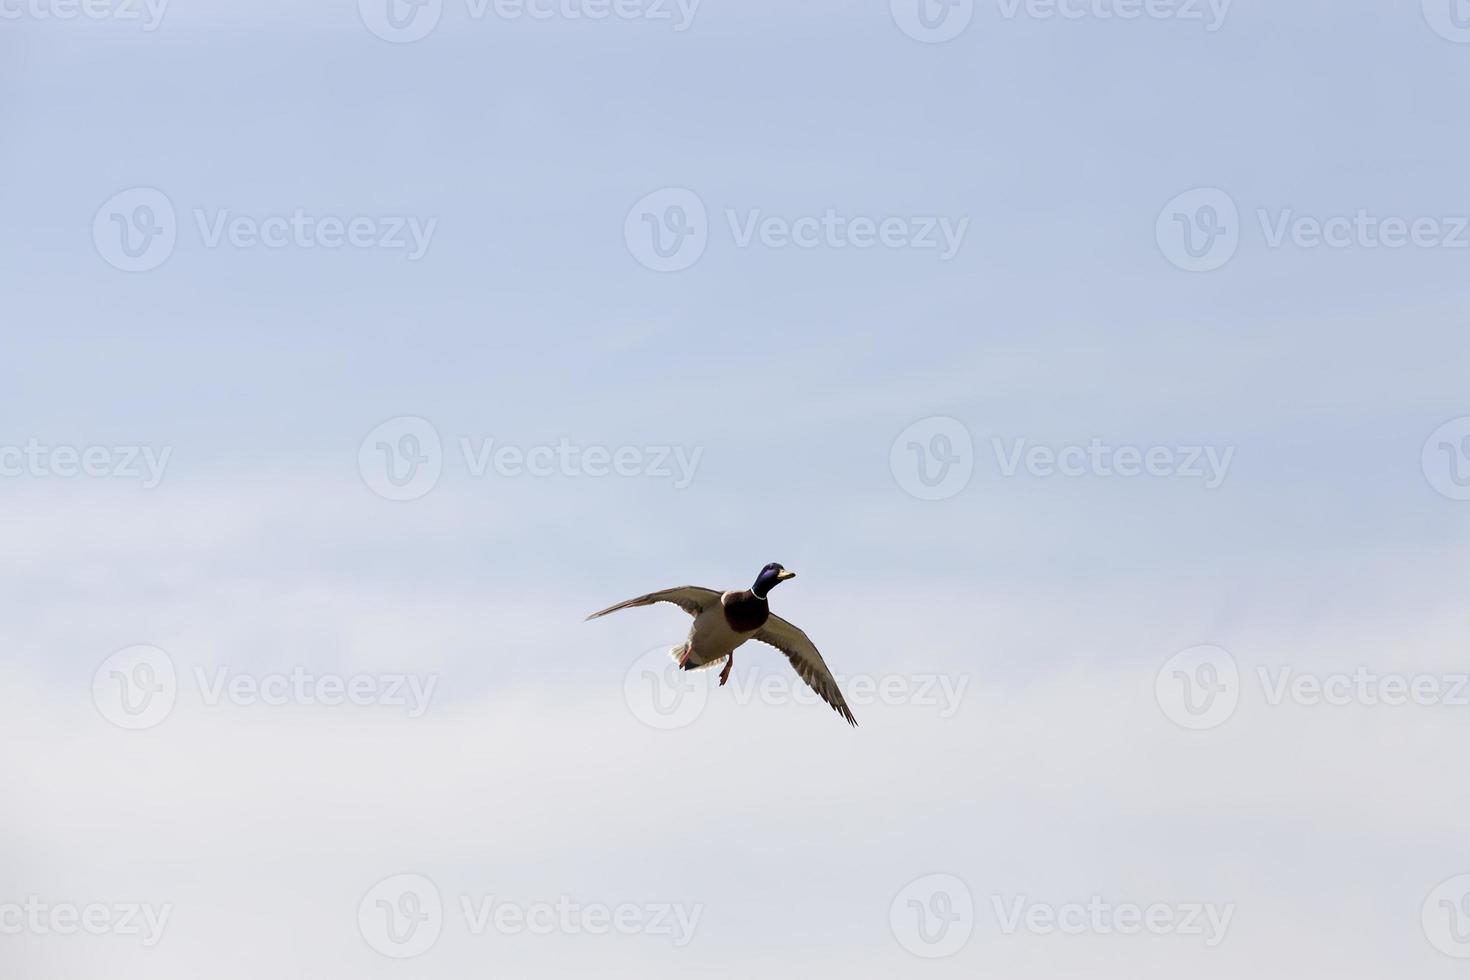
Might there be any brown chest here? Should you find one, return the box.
[722,592,770,634]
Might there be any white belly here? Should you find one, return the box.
[683,602,751,667]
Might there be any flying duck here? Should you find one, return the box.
[587,563,857,726]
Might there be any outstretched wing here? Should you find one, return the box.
[753,614,857,727]
[585,586,722,621]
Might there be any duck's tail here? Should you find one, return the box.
[670,643,726,672]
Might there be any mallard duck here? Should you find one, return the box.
[587,563,857,726]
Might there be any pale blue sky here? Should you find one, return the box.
[5,2,1470,978]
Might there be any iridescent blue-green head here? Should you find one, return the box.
[752,562,795,599]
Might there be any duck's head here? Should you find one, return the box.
[752,562,795,599]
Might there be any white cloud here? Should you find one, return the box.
[4,482,1469,976]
